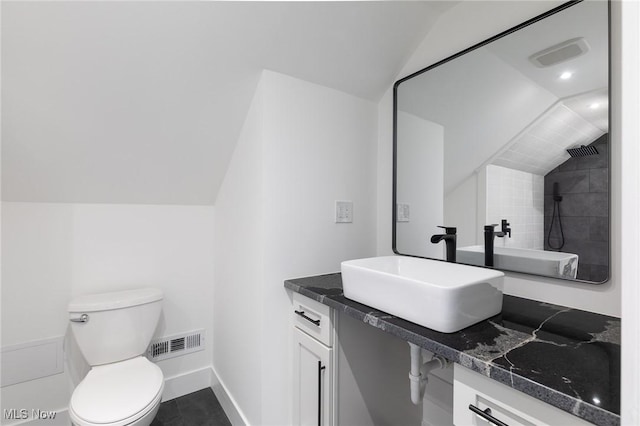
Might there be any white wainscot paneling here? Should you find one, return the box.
[1,337,65,387]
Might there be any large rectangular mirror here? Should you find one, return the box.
[393,0,609,283]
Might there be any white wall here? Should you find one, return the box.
[212,79,265,425]
[616,0,640,422]
[1,202,215,422]
[378,0,620,318]
[444,175,478,249]
[213,70,378,425]
[395,112,444,258]
[485,165,544,250]
[210,71,451,426]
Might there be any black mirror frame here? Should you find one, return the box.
[392,0,611,284]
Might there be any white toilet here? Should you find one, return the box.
[68,288,165,426]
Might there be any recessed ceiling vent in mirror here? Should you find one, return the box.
[529,37,590,67]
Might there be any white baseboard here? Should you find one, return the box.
[161,366,213,402]
[210,366,249,426]
[160,364,250,426]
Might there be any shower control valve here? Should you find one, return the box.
[501,219,511,238]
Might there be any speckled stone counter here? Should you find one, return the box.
[284,273,620,426]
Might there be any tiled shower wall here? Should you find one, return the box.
[544,135,609,282]
[486,165,545,250]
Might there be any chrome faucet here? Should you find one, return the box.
[430,226,457,262]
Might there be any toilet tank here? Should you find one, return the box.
[68,288,163,366]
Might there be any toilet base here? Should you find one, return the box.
[129,399,161,426]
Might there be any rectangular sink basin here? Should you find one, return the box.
[456,245,579,279]
[341,256,504,333]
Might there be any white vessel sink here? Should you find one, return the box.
[340,256,504,333]
[456,245,579,279]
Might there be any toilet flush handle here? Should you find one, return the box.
[70,314,89,323]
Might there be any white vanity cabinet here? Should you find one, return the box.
[453,364,590,426]
[292,293,336,426]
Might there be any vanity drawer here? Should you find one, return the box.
[292,292,333,347]
[453,364,589,426]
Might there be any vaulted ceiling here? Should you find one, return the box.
[2,1,453,205]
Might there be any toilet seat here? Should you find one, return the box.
[70,357,164,426]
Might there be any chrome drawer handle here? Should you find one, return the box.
[294,310,320,326]
[468,404,509,426]
[70,314,89,323]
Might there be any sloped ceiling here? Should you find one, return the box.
[1,1,453,205]
[491,101,605,176]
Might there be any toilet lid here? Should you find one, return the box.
[71,357,163,424]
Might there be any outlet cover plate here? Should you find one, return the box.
[335,201,353,223]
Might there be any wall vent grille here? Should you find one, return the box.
[146,329,204,362]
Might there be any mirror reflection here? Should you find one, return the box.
[394,1,609,283]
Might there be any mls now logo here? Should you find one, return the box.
[32,409,57,420]
[3,409,28,420]
[4,409,57,420]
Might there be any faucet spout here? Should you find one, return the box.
[429,234,447,243]
[430,226,457,262]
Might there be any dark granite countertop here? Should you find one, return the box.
[284,273,620,426]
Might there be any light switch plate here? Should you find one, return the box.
[335,201,353,223]
[397,203,410,222]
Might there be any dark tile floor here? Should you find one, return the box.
[151,388,232,426]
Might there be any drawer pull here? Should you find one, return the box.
[295,310,321,326]
[468,404,509,426]
[318,361,326,426]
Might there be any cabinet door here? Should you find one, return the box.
[293,328,333,426]
[453,365,590,426]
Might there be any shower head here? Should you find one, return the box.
[567,145,599,157]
